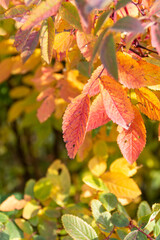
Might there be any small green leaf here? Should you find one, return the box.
[154,219,160,238]
[33,235,45,240]
[124,230,138,240]
[60,2,82,30]
[34,177,53,201]
[15,218,33,235]
[117,229,128,239]
[6,221,23,239]
[62,214,98,240]
[0,212,9,223]
[111,16,143,33]
[83,175,108,191]
[99,193,118,212]
[24,179,36,198]
[38,219,57,240]
[137,201,151,220]
[115,0,131,10]
[111,212,129,227]
[100,33,118,81]
[0,232,9,240]
[94,10,112,35]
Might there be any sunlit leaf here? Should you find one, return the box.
[0,195,27,212]
[53,31,74,53]
[100,75,134,129]
[117,107,146,164]
[88,157,107,177]
[0,0,9,9]
[62,93,90,158]
[135,87,160,121]
[40,17,55,64]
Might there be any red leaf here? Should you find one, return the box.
[83,65,106,97]
[14,28,32,52]
[62,93,90,159]
[87,94,110,132]
[117,107,146,164]
[100,75,134,129]
[37,88,55,123]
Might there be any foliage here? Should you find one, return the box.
[0,0,160,239]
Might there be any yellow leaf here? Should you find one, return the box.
[0,39,17,54]
[0,57,14,83]
[53,32,74,53]
[110,157,138,177]
[54,98,67,119]
[135,87,160,121]
[101,172,141,199]
[88,157,107,177]
[10,86,31,99]
[8,100,24,122]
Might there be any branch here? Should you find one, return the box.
[128,221,155,240]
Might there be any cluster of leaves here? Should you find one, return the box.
[0,160,160,240]
[0,0,160,239]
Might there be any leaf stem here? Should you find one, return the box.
[103,226,116,240]
[128,221,155,240]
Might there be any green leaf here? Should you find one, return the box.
[117,203,129,218]
[115,0,131,10]
[99,193,118,212]
[91,199,114,232]
[94,10,112,35]
[0,232,9,240]
[154,219,160,238]
[137,201,151,220]
[34,177,53,201]
[156,235,160,240]
[62,214,98,240]
[124,230,138,240]
[83,175,108,191]
[33,235,46,240]
[38,219,57,240]
[117,229,128,239]
[24,179,36,199]
[0,212,9,223]
[6,221,23,239]
[15,218,33,235]
[111,212,129,227]
[100,33,118,81]
[90,27,108,69]
[111,16,143,33]
[40,17,55,64]
[60,2,82,30]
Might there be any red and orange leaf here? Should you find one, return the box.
[0,0,9,9]
[117,52,160,88]
[100,75,134,129]
[82,65,106,97]
[37,89,55,123]
[14,28,32,52]
[135,87,160,121]
[87,94,110,132]
[0,195,27,212]
[22,0,62,31]
[76,30,96,61]
[62,93,90,159]
[117,107,146,164]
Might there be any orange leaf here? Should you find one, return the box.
[87,94,110,132]
[37,89,55,123]
[0,57,14,83]
[117,107,146,164]
[100,75,134,129]
[117,52,160,88]
[62,93,90,159]
[0,195,27,212]
[76,31,96,61]
[82,65,106,97]
[135,87,160,121]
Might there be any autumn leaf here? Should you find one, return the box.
[37,88,55,123]
[117,106,146,164]
[62,93,90,159]
[88,157,107,177]
[40,17,55,64]
[101,172,141,199]
[22,0,62,31]
[82,65,106,97]
[0,57,14,83]
[117,52,160,88]
[100,75,134,129]
[158,123,160,141]
[87,94,110,132]
[0,0,9,9]
[76,31,96,61]
[53,32,74,53]
[0,195,27,211]
[14,28,32,52]
[135,87,160,121]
